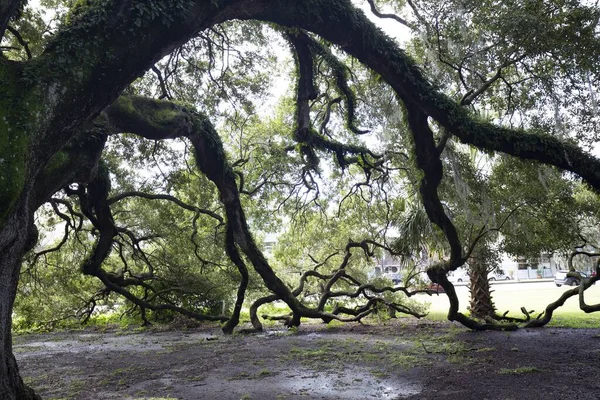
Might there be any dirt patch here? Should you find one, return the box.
[15,319,600,399]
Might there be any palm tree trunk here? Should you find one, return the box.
[468,256,496,319]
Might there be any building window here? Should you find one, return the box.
[384,266,399,274]
[264,241,275,252]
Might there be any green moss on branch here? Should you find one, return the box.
[105,95,193,139]
[249,0,600,191]
[0,60,29,223]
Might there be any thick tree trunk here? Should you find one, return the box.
[0,130,103,399]
[221,225,249,334]
[0,208,39,400]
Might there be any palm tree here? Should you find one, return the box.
[467,246,497,319]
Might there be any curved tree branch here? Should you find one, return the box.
[221,223,249,334]
[5,25,31,59]
[366,0,414,29]
[242,1,600,192]
[286,30,378,170]
[107,191,224,223]
[75,163,229,324]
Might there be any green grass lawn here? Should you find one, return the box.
[420,283,600,328]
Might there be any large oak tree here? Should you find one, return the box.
[2,1,600,398]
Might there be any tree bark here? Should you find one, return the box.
[468,258,496,319]
[221,225,249,334]
[3,1,600,395]
[0,126,106,399]
[0,207,40,400]
[0,0,22,39]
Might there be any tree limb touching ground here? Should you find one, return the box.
[105,95,427,331]
[2,1,600,398]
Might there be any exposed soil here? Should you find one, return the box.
[14,319,600,400]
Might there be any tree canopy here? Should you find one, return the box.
[2,0,600,398]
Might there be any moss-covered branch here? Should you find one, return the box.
[103,94,431,332]
[103,96,195,139]
[244,0,600,191]
[296,30,368,135]
[286,29,380,170]
[103,94,315,328]
[404,103,463,266]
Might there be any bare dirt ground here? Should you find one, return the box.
[14,318,600,400]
